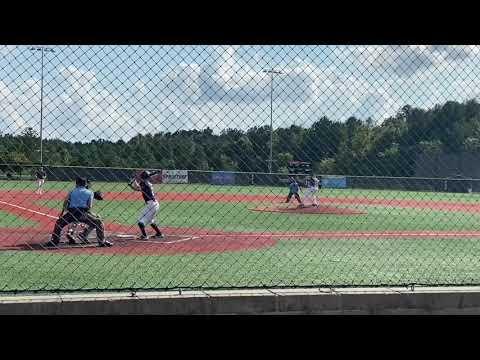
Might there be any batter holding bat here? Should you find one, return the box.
[304,175,320,207]
[128,170,164,240]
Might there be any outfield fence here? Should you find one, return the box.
[1,45,480,294]
[1,163,478,192]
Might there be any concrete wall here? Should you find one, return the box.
[3,287,480,315]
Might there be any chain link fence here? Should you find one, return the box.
[1,45,480,294]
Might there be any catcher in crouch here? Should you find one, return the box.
[46,176,112,247]
[128,170,164,240]
[65,179,106,244]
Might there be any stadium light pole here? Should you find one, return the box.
[30,46,54,166]
[263,69,283,173]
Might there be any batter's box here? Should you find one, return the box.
[114,234,200,244]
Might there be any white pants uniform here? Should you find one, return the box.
[305,187,319,206]
[138,200,159,225]
[36,179,45,193]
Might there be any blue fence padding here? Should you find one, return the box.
[211,171,236,185]
[322,176,347,188]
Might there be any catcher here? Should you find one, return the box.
[45,176,112,247]
[128,170,164,240]
[66,180,106,244]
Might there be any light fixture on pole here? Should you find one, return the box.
[263,69,283,173]
[30,46,54,166]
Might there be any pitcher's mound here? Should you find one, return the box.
[252,204,366,215]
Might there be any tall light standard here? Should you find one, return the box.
[263,69,282,173]
[30,46,54,166]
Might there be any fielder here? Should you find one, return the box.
[128,170,164,240]
[285,177,304,206]
[35,166,46,194]
[304,175,320,207]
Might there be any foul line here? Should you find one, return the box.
[174,232,480,239]
[0,200,58,219]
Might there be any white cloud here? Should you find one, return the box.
[0,80,29,133]
[2,45,480,141]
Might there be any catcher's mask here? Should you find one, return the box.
[75,176,88,187]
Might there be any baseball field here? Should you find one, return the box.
[1,179,480,293]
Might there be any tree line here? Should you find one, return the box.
[2,98,480,177]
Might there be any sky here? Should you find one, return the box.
[0,45,479,143]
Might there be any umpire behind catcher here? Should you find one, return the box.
[46,176,112,247]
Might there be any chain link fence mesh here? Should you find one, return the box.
[1,45,480,293]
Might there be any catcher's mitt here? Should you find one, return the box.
[93,191,104,201]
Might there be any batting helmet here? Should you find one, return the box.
[93,191,104,201]
[140,170,151,180]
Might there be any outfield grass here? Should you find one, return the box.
[2,180,480,293]
[1,237,480,292]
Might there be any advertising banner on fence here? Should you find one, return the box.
[211,171,236,185]
[322,176,347,189]
[162,170,188,184]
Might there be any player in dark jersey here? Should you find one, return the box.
[285,177,304,206]
[128,170,164,240]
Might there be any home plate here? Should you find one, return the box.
[115,234,200,244]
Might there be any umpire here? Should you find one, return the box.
[46,176,112,247]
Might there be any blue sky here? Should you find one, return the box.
[0,45,479,142]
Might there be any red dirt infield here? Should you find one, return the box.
[0,190,480,256]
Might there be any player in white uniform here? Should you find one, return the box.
[35,167,46,194]
[128,170,164,240]
[305,175,320,207]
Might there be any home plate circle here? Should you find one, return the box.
[114,234,200,244]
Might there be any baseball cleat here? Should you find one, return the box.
[138,235,149,240]
[98,240,113,247]
[152,233,164,239]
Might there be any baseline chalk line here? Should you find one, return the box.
[0,200,58,219]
